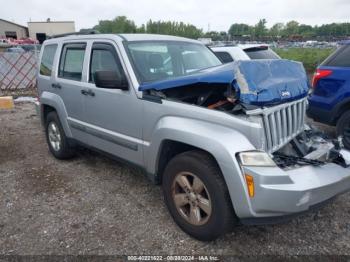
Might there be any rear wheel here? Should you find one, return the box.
[336,110,350,149]
[162,150,237,241]
[45,111,75,159]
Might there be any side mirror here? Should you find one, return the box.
[94,71,128,90]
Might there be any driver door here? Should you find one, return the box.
[82,41,143,166]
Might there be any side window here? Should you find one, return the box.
[215,51,234,63]
[89,43,124,83]
[58,43,86,81]
[40,44,57,76]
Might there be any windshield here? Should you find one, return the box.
[126,41,222,83]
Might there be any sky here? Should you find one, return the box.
[1,0,349,32]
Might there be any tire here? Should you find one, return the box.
[336,110,350,150]
[45,111,75,159]
[162,150,237,241]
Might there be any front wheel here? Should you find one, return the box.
[336,110,350,149]
[162,150,237,241]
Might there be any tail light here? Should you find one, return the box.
[312,69,333,88]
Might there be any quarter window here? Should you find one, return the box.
[58,43,86,81]
[40,44,57,76]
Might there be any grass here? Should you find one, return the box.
[274,48,335,74]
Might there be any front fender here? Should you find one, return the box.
[144,116,256,217]
[40,91,72,137]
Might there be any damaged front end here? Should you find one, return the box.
[245,97,350,169]
[140,59,350,169]
[272,129,350,169]
[140,59,309,111]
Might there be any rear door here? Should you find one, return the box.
[82,41,144,166]
[54,42,90,144]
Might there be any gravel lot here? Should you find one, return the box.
[0,102,349,256]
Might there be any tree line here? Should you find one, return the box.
[90,16,350,41]
[92,16,202,39]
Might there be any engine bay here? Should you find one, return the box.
[272,128,350,169]
[147,83,246,113]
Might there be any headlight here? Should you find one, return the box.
[238,151,276,167]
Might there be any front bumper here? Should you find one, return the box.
[238,161,350,223]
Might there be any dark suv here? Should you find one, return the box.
[307,41,350,148]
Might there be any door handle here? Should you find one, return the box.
[51,83,61,89]
[81,89,95,96]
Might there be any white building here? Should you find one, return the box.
[28,19,75,43]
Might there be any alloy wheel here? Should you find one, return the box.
[48,122,61,152]
[172,172,212,226]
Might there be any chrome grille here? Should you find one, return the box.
[248,98,307,153]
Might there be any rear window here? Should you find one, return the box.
[215,51,234,63]
[244,47,280,60]
[322,45,350,67]
[40,44,57,76]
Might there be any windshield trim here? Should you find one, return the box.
[123,40,222,85]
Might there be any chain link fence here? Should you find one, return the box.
[0,52,38,97]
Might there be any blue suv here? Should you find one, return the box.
[307,41,350,148]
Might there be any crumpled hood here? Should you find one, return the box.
[232,59,309,105]
[139,59,309,106]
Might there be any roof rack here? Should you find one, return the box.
[49,29,99,39]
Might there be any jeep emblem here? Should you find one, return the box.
[281,91,291,97]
